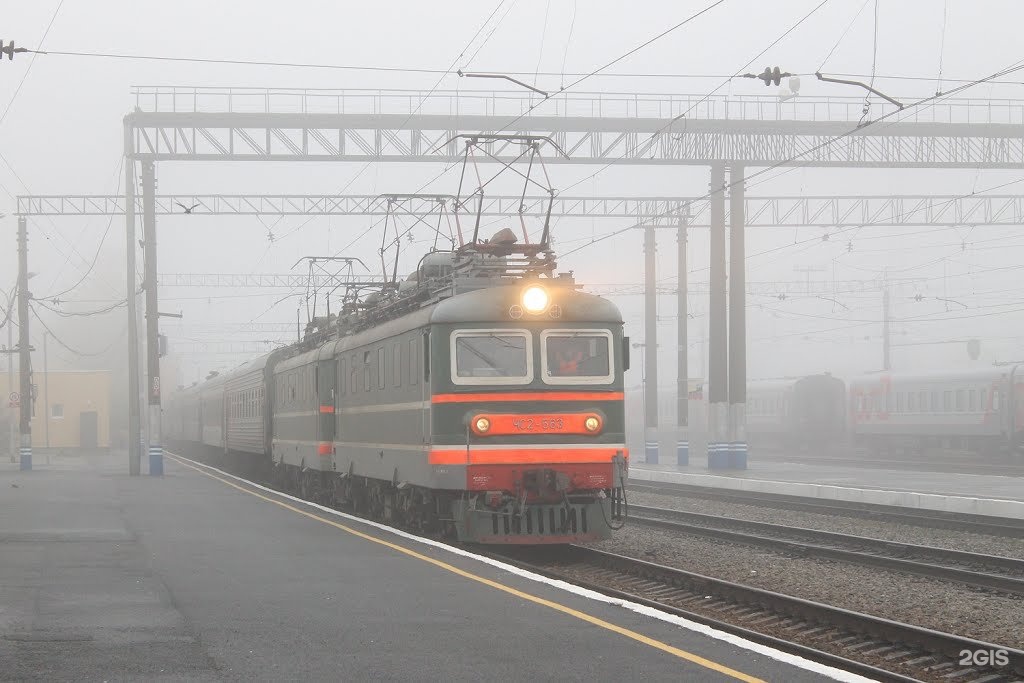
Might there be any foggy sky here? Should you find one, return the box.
[3,0,1024,384]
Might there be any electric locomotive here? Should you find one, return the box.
[166,237,629,544]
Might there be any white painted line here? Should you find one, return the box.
[166,450,876,683]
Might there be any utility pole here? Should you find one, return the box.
[142,160,163,476]
[7,311,14,463]
[676,213,689,465]
[125,150,141,475]
[43,331,49,449]
[882,272,891,371]
[643,224,659,464]
[728,166,748,469]
[17,216,31,471]
[708,164,728,468]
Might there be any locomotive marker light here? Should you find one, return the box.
[584,416,602,432]
[522,285,550,314]
[474,417,491,434]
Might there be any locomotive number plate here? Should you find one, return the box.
[512,417,565,432]
[472,413,602,436]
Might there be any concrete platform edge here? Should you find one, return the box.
[630,467,1024,520]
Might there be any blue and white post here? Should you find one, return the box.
[141,160,163,476]
[676,212,690,466]
[643,225,659,465]
[727,165,748,470]
[707,165,731,470]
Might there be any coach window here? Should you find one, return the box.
[943,390,952,412]
[450,329,532,385]
[362,351,371,392]
[907,391,916,412]
[955,389,965,412]
[540,330,614,385]
[393,345,401,387]
[896,392,904,413]
[409,338,418,386]
[338,358,347,395]
[968,389,976,411]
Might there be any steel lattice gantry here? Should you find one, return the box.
[126,87,1024,168]
[17,193,1024,227]
[17,194,690,219]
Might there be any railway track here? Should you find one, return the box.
[628,481,1024,539]
[630,503,1024,596]
[493,545,1024,683]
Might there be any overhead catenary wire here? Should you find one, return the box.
[30,302,125,358]
[561,58,1024,270]
[0,0,65,129]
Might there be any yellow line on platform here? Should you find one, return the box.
[166,454,764,683]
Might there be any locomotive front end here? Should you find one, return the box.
[430,283,629,544]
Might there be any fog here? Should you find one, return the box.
[3,0,1024,389]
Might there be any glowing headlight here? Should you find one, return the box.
[474,417,491,433]
[522,285,549,314]
[584,416,601,433]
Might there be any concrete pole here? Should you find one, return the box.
[125,151,141,475]
[7,317,14,462]
[676,212,689,465]
[728,166,748,469]
[17,216,31,471]
[883,273,891,371]
[43,331,49,449]
[643,224,659,464]
[142,161,163,476]
[708,164,728,468]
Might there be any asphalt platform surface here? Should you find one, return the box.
[0,451,846,682]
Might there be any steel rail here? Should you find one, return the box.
[627,482,1024,538]
[495,546,1024,682]
[630,504,1024,596]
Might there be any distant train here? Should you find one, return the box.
[627,366,1024,457]
[746,374,847,451]
[848,367,1024,454]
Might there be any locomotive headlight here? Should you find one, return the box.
[521,285,549,314]
[474,417,491,434]
[584,416,602,433]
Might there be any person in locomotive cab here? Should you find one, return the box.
[556,349,584,375]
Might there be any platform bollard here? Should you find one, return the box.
[149,445,163,476]
[676,439,689,466]
[707,442,731,470]
[730,441,748,470]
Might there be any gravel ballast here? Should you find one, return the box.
[599,520,1024,650]
[627,489,1024,558]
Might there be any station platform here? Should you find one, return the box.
[631,460,1024,520]
[0,451,864,682]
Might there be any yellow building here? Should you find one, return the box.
[0,371,112,449]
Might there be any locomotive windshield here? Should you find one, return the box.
[542,330,614,384]
[452,330,531,384]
